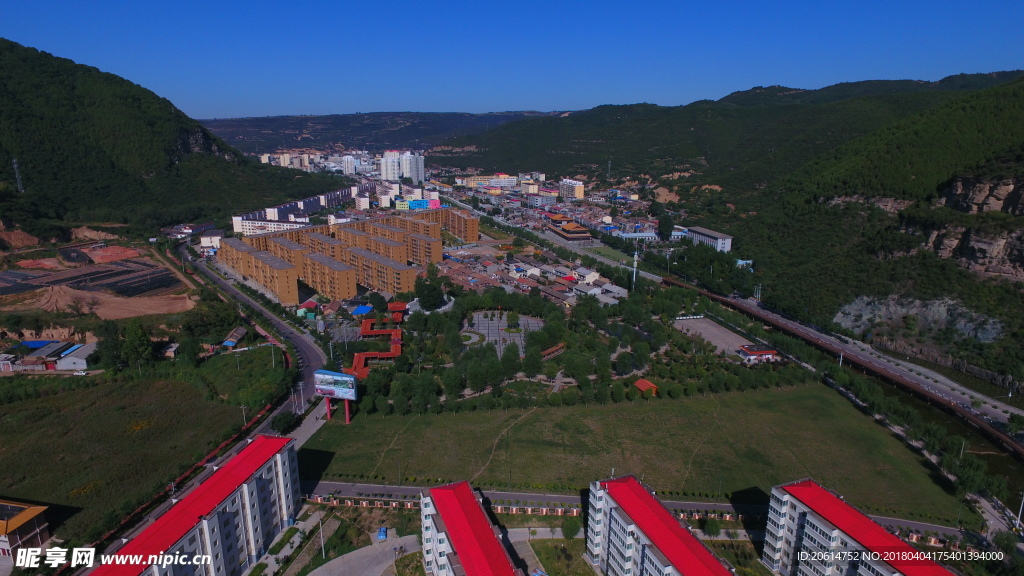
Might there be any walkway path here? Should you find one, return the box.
[306,534,420,576]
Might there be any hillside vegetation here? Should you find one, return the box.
[0,38,346,239]
[201,111,555,155]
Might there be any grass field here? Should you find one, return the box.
[588,245,633,263]
[706,540,772,576]
[531,540,590,576]
[301,384,971,524]
[0,377,238,542]
[396,552,427,576]
[0,346,289,543]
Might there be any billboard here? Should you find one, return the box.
[313,369,357,401]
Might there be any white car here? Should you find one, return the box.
[73,371,88,376]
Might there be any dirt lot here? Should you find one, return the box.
[16,258,65,270]
[674,317,751,355]
[17,285,195,320]
[85,246,141,264]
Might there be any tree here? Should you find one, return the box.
[122,318,153,367]
[415,277,446,311]
[501,342,521,378]
[512,236,525,248]
[1008,414,1024,434]
[610,206,619,218]
[657,213,675,241]
[270,412,300,434]
[368,292,388,312]
[523,347,543,376]
[507,311,520,328]
[561,516,581,540]
[701,517,721,537]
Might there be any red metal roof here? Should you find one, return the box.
[633,379,657,392]
[428,482,516,576]
[781,480,952,576]
[91,436,293,576]
[387,302,408,312]
[602,476,731,576]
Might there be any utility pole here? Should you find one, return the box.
[12,159,24,193]
[241,405,247,426]
[632,250,638,289]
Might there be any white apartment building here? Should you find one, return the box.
[559,179,585,199]
[381,156,402,181]
[91,436,301,576]
[762,479,952,576]
[489,176,518,188]
[420,481,520,576]
[232,216,309,236]
[587,476,732,576]
[401,152,426,184]
[686,227,732,253]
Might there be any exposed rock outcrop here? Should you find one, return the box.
[833,295,1003,343]
[937,177,1024,215]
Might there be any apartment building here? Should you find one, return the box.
[303,253,357,301]
[250,252,299,306]
[90,436,300,576]
[366,236,409,263]
[219,238,258,278]
[420,481,521,576]
[559,179,585,199]
[687,227,732,253]
[334,227,370,248]
[267,237,309,267]
[341,248,416,294]
[586,476,732,576]
[407,234,443,265]
[762,479,951,576]
[302,232,348,261]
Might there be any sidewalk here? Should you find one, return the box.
[289,398,328,447]
[306,534,420,576]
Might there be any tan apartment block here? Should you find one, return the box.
[268,237,309,267]
[407,233,443,264]
[303,232,348,260]
[366,236,409,263]
[341,247,416,294]
[219,237,257,277]
[302,253,357,300]
[250,251,299,305]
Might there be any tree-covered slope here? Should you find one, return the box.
[201,111,555,155]
[0,38,344,238]
[430,72,1023,190]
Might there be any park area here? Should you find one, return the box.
[464,310,544,356]
[300,383,973,526]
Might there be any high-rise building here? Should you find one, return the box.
[586,475,732,576]
[401,152,425,184]
[762,479,952,576]
[420,481,521,576]
[91,436,301,576]
[380,156,402,181]
[559,179,585,199]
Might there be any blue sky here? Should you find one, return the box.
[2,0,1021,119]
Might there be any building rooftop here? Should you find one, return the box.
[221,237,256,252]
[92,436,293,576]
[780,480,951,576]
[408,233,439,242]
[687,226,733,240]
[369,236,404,247]
[0,499,47,536]
[251,251,295,271]
[347,247,414,271]
[270,237,306,251]
[305,253,355,272]
[740,345,777,355]
[428,482,516,576]
[306,232,345,246]
[601,476,731,576]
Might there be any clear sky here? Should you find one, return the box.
[2,0,1021,119]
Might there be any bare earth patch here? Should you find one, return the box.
[17,286,195,319]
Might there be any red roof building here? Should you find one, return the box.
[633,379,658,395]
[586,476,732,576]
[91,436,298,576]
[763,479,952,576]
[421,482,521,576]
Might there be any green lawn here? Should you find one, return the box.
[301,385,971,523]
[396,552,427,576]
[0,346,290,543]
[531,540,591,576]
[0,377,238,542]
[706,540,773,576]
[588,245,633,263]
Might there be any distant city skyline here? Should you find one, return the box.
[2,0,1021,119]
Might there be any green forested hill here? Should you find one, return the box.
[430,72,1023,191]
[0,38,345,238]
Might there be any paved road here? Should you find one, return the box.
[187,248,328,436]
[726,296,1022,425]
[306,534,419,576]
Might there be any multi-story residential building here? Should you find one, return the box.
[401,152,426,184]
[407,234,443,264]
[231,217,309,236]
[520,181,539,195]
[302,253,357,301]
[559,179,585,199]
[250,252,299,305]
[267,237,309,267]
[219,238,258,277]
[762,479,952,576]
[459,175,494,188]
[341,248,416,294]
[526,194,555,207]
[687,227,732,253]
[381,156,402,181]
[302,232,348,261]
[587,476,732,576]
[91,435,300,576]
[489,174,518,188]
[366,236,409,263]
[420,481,521,576]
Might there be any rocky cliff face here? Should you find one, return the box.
[921,177,1024,279]
[937,177,1024,215]
[834,295,1003,342]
